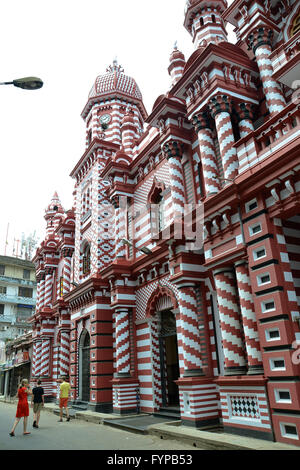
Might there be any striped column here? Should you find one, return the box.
[39,277,45,311]
[209,95,239,183]
[234,261,263,374]
[52,344,59,380]
[40,338,51,376]
[44,272,53,307]
[236,103,255,138]
[192,112,220,195]
[63,255,72,294]
[59,331,70,377]
[213,268,247,375]
[31,341,37,377]
[115,308,131,377]
[163,140,186,216]
[177,285,204,377]
[36,282,41,312]
[112,196,126,258]
[247,27,285,116]
[34,340,42,377]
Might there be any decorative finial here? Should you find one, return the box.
[174,41,178,50]
[106,58,124,74]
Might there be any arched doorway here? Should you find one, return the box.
[148,286,180,411]
[79,330,90,402]
[159,309,180,408]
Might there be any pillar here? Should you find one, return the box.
[209,95,239,183]
[115,307,131,377]
[59,330,70,377]
[213,267,247,375]
[44,271,53,308]
[247,27,285,117]
[39,277,45,311]
[236,103,255,138]
[163,140,186,217]
[234,260,263,374]
[40,338,51,377]
[192,111,220,195]
[177,285,204,376]
[112,196,126,259]
[34,339,42,377]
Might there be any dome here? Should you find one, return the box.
[88,60,143,101]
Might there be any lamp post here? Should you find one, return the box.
[0,77,43,90]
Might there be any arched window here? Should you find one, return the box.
[148,178,166,236]
[82,243,91,275]
[291,12,300,36]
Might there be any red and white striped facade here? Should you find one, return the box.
[31,0,300,447]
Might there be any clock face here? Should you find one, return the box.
[100,114,111,125]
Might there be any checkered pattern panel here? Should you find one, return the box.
[230,395,260,419]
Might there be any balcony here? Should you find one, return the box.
[0,275,36,287]
[271,31,300,88]
[235,102,300,174]
[0,293,35,307]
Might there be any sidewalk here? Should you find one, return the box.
[1,396,299,450]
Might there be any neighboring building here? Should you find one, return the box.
[0,332,32,398]
[0,255,36,341]
[31,0,300,446]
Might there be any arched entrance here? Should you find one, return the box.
[148,285,180,411]
[79,329,90,402]
[159,309,180,407]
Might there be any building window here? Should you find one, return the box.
[23,269,30,280]
[0,265,5,275]
[0,304,4,315]
[265,328,280,342]
[257,273,271,286]
[18,287,33,298]
[280,423,299,440]
[245,199,258,213]
[275,390,292,403]
[261,299,275,313]
[270,358,286,371]
[249,223,262,236]
[253,247,266,261]
[0,286,7,294]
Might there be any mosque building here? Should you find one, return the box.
[31,0,300,446]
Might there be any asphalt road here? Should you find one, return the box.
[0,401,199,452]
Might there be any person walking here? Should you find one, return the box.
[9,378,32,436]
[31,379,44,428]
[58,377,71,422]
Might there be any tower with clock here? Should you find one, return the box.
[81,59,147,147]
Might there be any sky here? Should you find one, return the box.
[0,0,235,258]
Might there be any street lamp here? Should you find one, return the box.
[0,76,43,90]
[122,238,153,255]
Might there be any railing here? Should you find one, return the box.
[235,102,300,174]
[0,294,36,306]
[0,275,36,287]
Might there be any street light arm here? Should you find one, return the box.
[0,77,43,90]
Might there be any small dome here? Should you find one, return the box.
[88,60,143,101]
[152,94,165,111]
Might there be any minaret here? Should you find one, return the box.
[184,0,228,49]
[44,192,64,238]
[168,42,186,86]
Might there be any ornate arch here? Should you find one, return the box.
[148,176,166,204]
[147,284,178,319]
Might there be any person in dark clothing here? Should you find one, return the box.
[31,379,44,428]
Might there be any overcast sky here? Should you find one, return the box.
[0,0,235,258]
